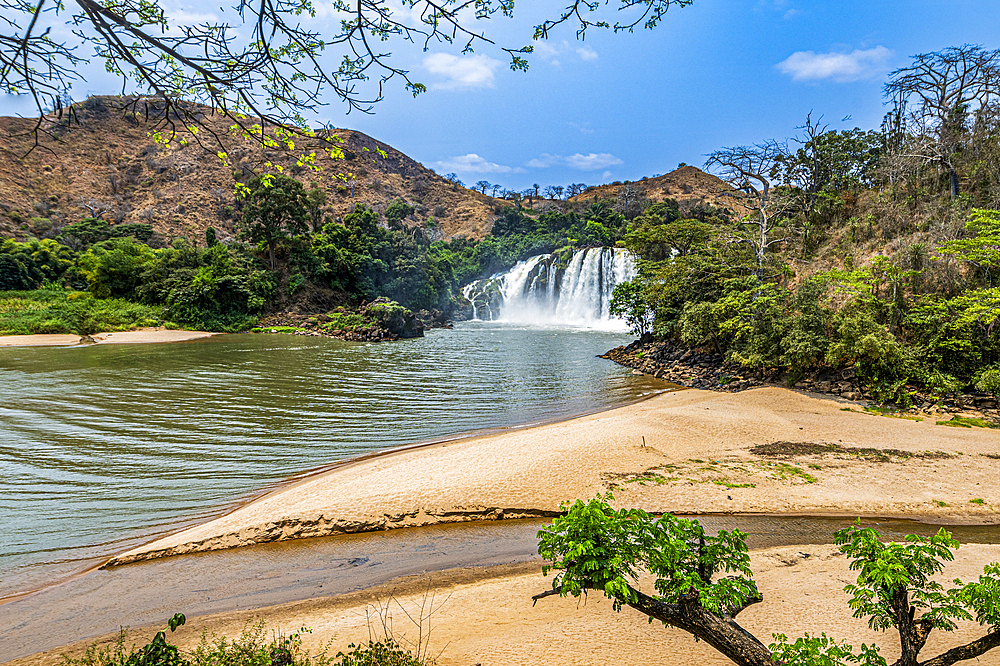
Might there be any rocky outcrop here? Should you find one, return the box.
[256,298,423,341]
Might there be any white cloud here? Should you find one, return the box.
[432,154,519,174]
[423,53,502,90]
[526,153,560,168]
[776,46,893,82]
[601,170,613,180]
[534,41,563,59]
[565,153,624,170]
[568,121,594,135]
[526,152,623,171]
[169,9,219,24]
[533,40,598,64]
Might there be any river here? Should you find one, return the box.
[0,322,662,600]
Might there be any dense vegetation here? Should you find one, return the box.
[612,45,1000,405]
[0,168,638,334]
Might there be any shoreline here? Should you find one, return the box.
[7,384,1000,663]
[0,327,218,347]
[105,385,1000,567]
[0,386,677,606]
[12,541,1000,666]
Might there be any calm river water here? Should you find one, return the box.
[0,322,662,599]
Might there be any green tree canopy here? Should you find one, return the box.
[537,496,1000,666]
[238,174,310,270]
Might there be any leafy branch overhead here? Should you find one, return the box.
[536,496,1000,666]
[1,0,693,151]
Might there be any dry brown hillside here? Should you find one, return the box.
[0,96,501,243]
[572,165,743,214]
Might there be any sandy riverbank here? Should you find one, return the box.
[18,543,1000,666]
[108,386,1000,566]
[0,328,217,347]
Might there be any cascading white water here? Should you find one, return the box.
[462,247,637,328]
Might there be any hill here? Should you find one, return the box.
[571,165,742,213]
[0,96,501,243]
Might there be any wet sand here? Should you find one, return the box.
[0,328,217,346]
[15,544,1000,666]
[109,386,1000,566]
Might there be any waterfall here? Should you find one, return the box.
[462,247,637,328]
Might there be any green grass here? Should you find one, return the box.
[251,325,307,334]
[862,406,924,422]
[64,618,427,666]
[771,462,818,483]
[970,498,986,505]
[936,416,998,429]
[0,289,162,336]
[713,480,756,489]
[933,500,949,507]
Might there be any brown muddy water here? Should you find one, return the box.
[2,515,999,662]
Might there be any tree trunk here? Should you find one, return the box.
[627,590,772,666]
[949,167,960,198]
[268,242,276,270]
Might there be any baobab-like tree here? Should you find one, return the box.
[884,44,1000,198]
[705,141,792,279]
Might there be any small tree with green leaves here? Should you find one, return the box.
[937,209,1000,287]
[610,280,654,336]
[536,496,1000,666]
[238,174,310,270]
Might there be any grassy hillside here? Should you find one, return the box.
[0,96,501,243]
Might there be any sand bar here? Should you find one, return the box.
[0,327,217,347]
[19,543,1000,666]
[108,386,1000,566]
[90,328,217,344]
[0,333,82,347]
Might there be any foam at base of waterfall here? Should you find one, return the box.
[462,247,637,330]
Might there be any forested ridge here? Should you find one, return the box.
[611,45,1000,407]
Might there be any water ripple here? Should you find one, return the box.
[0,322,660,598]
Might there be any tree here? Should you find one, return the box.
[937,209,1000,287]
[705,141,791,279]
[385,198,416,231]
[885,45,1000,198]
[3,0,694,154]
[238,174,309,269]
[614,182,649,220]
[475,180,492,194]
[781,114,883,217]
[610,281,654,336]
[537,496,1000,666]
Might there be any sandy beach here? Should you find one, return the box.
[9,386,1000,665]
[0,328,217,347]
[17,543,1000,666]
[109,386,1000,566]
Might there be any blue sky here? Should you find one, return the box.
[5,0,1000,193]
